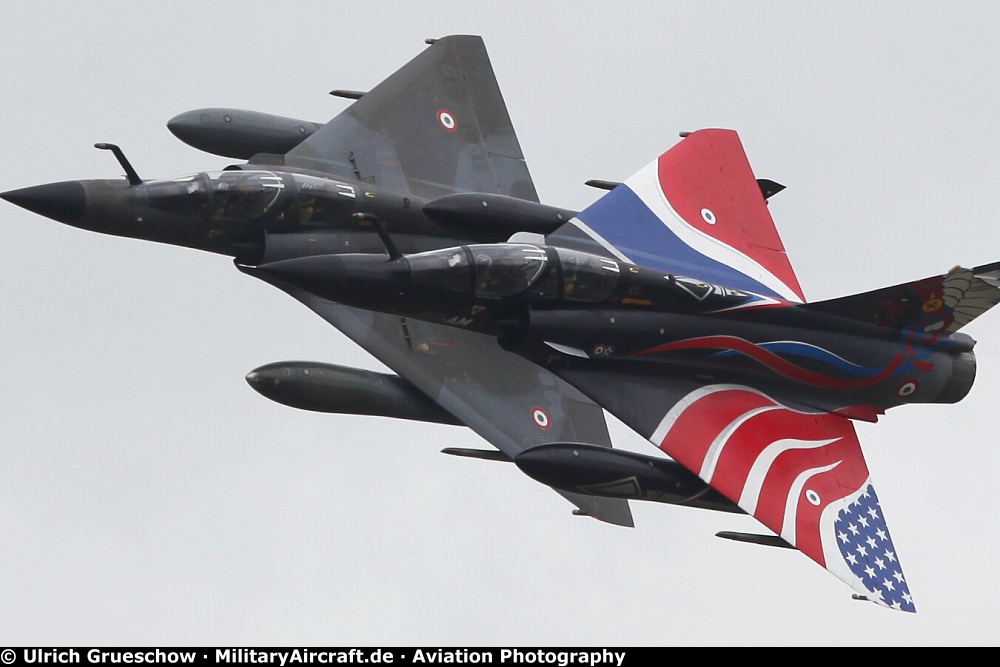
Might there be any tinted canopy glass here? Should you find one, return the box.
[471,244,548,298]
[208,171,283,220]
[407,247,472,293]
[555,248,620,302]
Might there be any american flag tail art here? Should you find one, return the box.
[651,385,914,612]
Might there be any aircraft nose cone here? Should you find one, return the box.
[247,253,401,309]
[1,181,86,224]
[254,255,348,292]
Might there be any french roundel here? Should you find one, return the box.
[437,109,457,132]
[531,407,551,430]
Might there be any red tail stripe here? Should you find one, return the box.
[656,389,774,471]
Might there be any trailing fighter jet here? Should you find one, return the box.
[4,36,996,611]
[252,123,1000,612]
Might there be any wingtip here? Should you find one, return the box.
[853,592,917,613]
[827,482,916,613]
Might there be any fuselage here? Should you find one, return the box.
[2,167,978,419]
[252,242,978,416]
[2,167,576,265]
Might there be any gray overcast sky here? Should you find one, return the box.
[2,1,999,645]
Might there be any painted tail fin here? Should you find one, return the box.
[801,263,1000,336]
[547,129,805,302]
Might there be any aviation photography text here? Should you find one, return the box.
[10,650,628,667]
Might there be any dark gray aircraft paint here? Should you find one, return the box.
[514,444,740,514]
[167,108,324,160]
[245,361,462,425]
[2,35,636,527]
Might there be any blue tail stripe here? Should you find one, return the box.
[575,185,782,299]
[711,342,884,377]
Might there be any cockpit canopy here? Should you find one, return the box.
[143,171,356,226]
[406,243,620,302]
[145,171,283,220]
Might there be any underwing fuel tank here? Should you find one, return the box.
[514,443,741,513]
[167,108,324,159]
[423,193,577,242]
[245,361,462,426]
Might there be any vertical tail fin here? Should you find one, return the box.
[801,263,1000,336]
[549,129,805,302]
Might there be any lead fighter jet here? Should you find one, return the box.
[5,36,997,612]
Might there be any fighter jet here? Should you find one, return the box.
[2,35,633,529]
[5,36,996,611]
